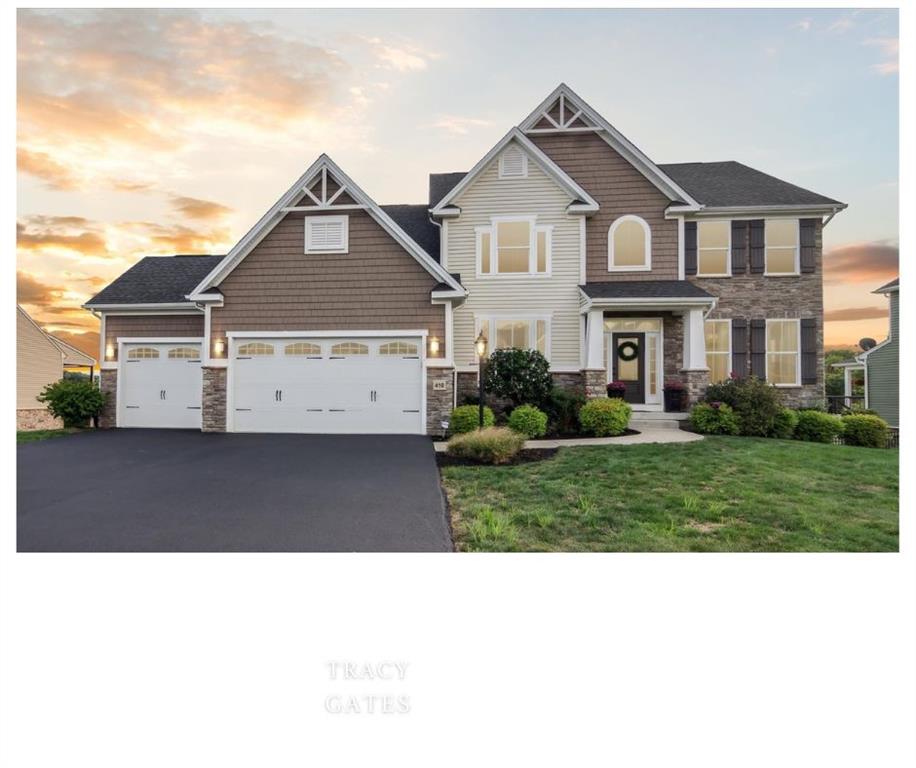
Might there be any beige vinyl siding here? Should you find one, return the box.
[447,145,583,368]
[212,208,445,356]
[866,292,898,427]
[105,314,205,360]
[17,307,63,409]
[530,132,678,281]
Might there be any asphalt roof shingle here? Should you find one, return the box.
[658,161,843,208]
[581,280,714,300]
[380,204,440,262]
[85,255,224,306]
[428,172,467,208]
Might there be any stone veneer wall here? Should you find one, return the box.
[551,372,584,395]
[17,409,63,431]
[682,370,709,407]
[99,369,118,428]
[202,367,227,432]
[582,369,606,399]
[426,367,454,437]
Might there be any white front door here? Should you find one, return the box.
[230,336,424,434]
[119,342,203,428]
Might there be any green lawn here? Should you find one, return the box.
[440,437,899,552]
[16,428,82,444]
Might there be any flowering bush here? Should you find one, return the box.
[606,380,627,398]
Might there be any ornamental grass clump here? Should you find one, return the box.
[689,402,740,435]
[578,397,632,437]
[507,404,548,438]
[446,427,526,465]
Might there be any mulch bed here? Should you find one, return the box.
[436,448,559,467]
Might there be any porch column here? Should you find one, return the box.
[585,309,605,370]
[681,308,708,371]
[843,367,853,397]
[582,308,607,399]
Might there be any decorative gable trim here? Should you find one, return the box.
[519,83,701,209]
[429,128,599,218]
[188,155,464,299]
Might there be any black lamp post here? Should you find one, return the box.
[475,330,487,429]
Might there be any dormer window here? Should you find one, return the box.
[608,215,651,272]
[304,215,348,254]
[498,145,528,179]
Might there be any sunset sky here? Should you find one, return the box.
[16,8,899,358]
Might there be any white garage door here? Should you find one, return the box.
[230,336,423,434]
[119,342,203,429]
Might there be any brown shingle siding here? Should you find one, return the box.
[529,132,679,281]
[105,314,205,356]
[212,208,446,355]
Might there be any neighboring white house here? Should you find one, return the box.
[17,305,97,430]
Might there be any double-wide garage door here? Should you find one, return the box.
[231,336,424,434]
[120,342,203,429]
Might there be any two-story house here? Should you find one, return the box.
[85,84,845,436]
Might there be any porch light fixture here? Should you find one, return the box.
[105,343,115,361]
[429,336,440,356]
[214,338,226,357]
[475,330,487,360]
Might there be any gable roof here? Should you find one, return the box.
[519,83,700,207]
[429,172,467,209]
[191,155,463,298]
[381,204,440,262]
[874,277,899,294]
[85,255,223,307]
[659,161,844,209]
[17,305,96,366]
[430,128,599,217]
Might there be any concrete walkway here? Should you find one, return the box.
[433,428,704,452]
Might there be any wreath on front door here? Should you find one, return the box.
[618,341,639,362]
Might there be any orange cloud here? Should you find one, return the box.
[17,216,111,257]
[823,241,898,286]
[17,147,79,190]
[169,195,233,221]
[121,221,232,254]
[824,306,889,322]
[17,270,67,307]
[47,329,100,360]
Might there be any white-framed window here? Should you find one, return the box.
[238,342,275,356]
[498,145,528,179]
[704,320,732,383]
[127,347,159,360]
[304,215,348,254]
[476,315,549,358]
[608,215,651,271]
[765,219,799,276]
[379,341,419,356]
[284,342,321,356]
[766,319,801,386]
[697,221,731,277]
[476,217,551,276]
[330,342,369,356]
[167,347,199,359]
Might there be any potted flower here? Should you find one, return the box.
[663,378,686,412]
[606,380,627,399]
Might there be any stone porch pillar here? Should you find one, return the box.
[582,308,607,399]
[680,308,710,406]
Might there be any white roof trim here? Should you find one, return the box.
[577,287,716,313]
[519,83,701,208]
[429,128,599,217]
[668,203,848,218]
[189,154,464,297]
[83,302,200,312]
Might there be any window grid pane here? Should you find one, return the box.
[480,232,491,273]
[536,231,547,273]
[613,220,647,267]
[698,249,728,275]
[767,321,798,352]
[128,347,159,359]
[168,347,198,359]
[285,342,321,356]
[699,221,729,248]
[238,342,274,356]
[766,247,796,274]
[330,342,369,355]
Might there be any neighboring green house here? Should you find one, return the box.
[833,277,898,427]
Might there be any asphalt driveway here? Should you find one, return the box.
[17,430,452,552]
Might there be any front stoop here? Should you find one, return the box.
[629,410,689,431]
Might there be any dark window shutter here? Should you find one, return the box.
[749,220,765,274]
[800,219,817,273]
[685,221,697,275]
[731,318,748,378]
[731,221,748,274]
[750,319,766,379]
[801,318,817,384]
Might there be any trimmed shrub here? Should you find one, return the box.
[689,402,740,435]
[507,404,548,438]
[770,407,799,440]
[842,413,888,448]
[446,427,525,465]
[449,404,495,435]
[794,410,843,443]
[578,397,632,437]
[704,376,783,437]
[36,379,106,428]
[543,386,585,435]
[483,348,552,409]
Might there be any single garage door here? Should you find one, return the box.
[231,336,423,434]
[119,342,203,429]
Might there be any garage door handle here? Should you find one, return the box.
[402,409,420,413]
[187,406,201,410]
[126,405,140,409]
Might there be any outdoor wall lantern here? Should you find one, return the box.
[105,343,115,361]
[429,336,440,356]
[214,338,226,357]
